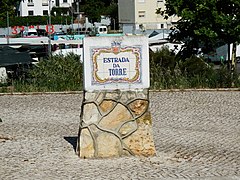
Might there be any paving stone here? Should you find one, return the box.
[0,91,240,179]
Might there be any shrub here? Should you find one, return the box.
[5,48,240,92]
[150,46,176,73]
[14,53,83,92]
[149,47,240,89]
[0,16,72,28]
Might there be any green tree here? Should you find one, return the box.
[79,0,118,26]
[79,0,105,23]
[103,0,118,30]
[158,0,240,71]
[0,0,20,19]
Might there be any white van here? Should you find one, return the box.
[97,26,108,34]
[22,29,38,37]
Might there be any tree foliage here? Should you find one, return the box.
[0,0,21,19]
[79,0,118,25]
[79,0,105,23]
[158,0,240,59]
[0,16,72,28]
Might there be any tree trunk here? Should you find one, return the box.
[231,42,237,71]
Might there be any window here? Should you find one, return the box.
[138,11,146,18]
[157,0,164,7]
[63,0,67,2]
[43,10,48,16]
[28,11,34,16]
[161,24,164,29]
[99,27,107,32]
[28,0,34,6]
[56,0,60,6]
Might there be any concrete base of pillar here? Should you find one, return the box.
[77,89,156,158]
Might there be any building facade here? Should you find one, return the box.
[18,0,73,17]
[118,0,179,34]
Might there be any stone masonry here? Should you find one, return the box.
[78,89,156,158]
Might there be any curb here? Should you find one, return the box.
[149,88,240,92]
[0,88,240,96]
[0,91,83,96]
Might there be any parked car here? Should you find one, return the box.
[0,34,6,38]
[36,29,47,37]
[237,57,240,63]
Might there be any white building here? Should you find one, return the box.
[118,0,180,34]
[18,0,73,17]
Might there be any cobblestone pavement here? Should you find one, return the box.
[0,91,240,180]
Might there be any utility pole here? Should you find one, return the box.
[48,0,52,57]
[113,18,115,31]
[71,6,74,32]
[77,1,80,34]
[7,11,10,45]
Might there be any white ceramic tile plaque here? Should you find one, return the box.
[84,36,149,91]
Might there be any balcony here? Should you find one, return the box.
[42,2,48,6]
[61,2,71,8]
[27,2,34,6]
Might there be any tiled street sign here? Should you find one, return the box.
[83,36,149,91]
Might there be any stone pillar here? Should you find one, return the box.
[77,89,156,158]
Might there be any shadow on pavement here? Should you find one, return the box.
[64,136,78,153]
